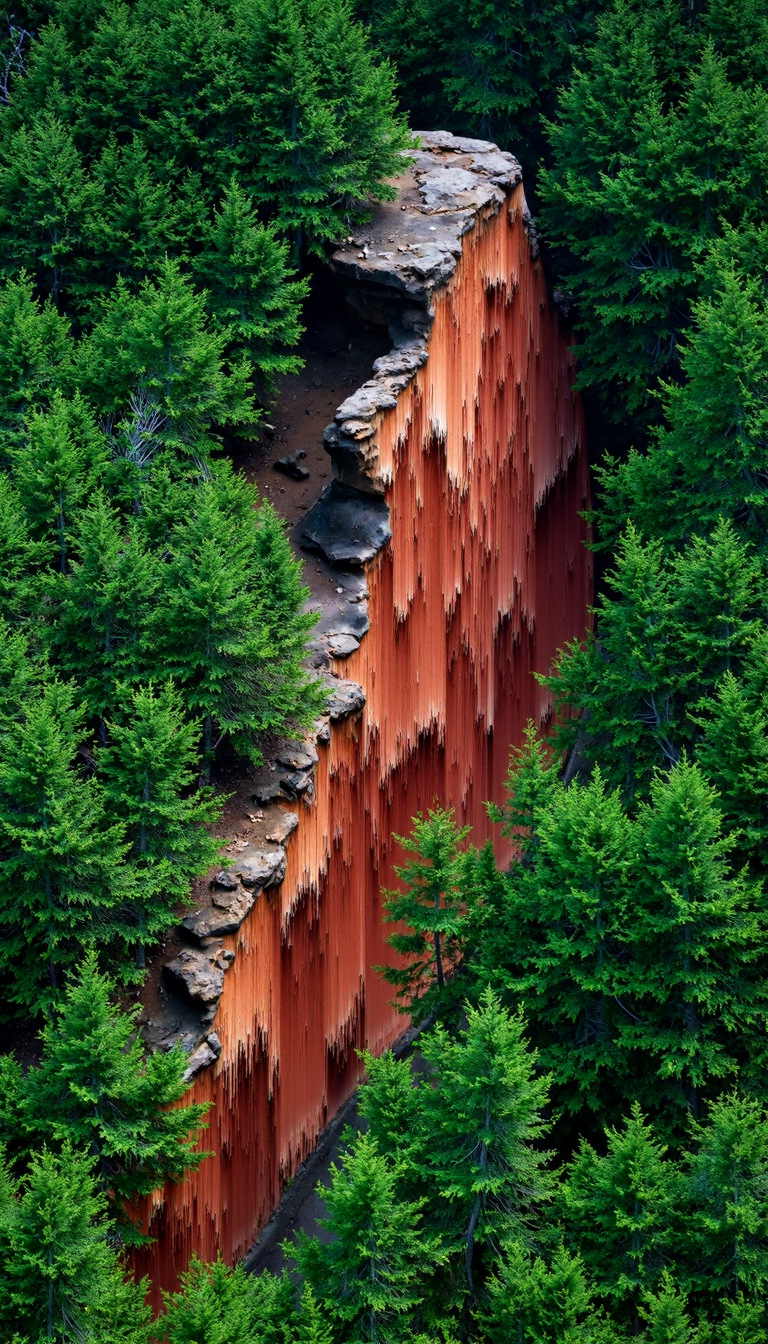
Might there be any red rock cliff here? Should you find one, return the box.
[134,131,592,1297]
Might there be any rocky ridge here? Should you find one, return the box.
[145,130,524,1079]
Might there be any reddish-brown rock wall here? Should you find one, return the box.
[134,145,591,1301]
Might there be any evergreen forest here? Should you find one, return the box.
[0,0,767,1339]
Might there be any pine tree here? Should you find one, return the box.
[624,760,768,1117]
[381,807,472,1022]
[597,242,768,550]
[478,1240,621,1344]
[78,259,255,452]
[560,1105,684,1321]
[149,466,320,768]
[486,720,560,860]
[0,621,44,730]
[11,391,108,573]
[0,274,75,450]
[640,1273,697,1344]
[415,989,552,1295]
[694,644,768,873]
[0,1144,113,1344]
[19,953,210,1216]
[0,475,47,623]
[686,1093,768,1304]
[542,523,763,800]
[43,496,160,726]
[0,682,133,1013]
[97,681,223,966]
[161,1255,297,1344]
[477,768,636,1119]
[194,178,307,399]
[0,109,103,303]
[292,1130,445,1343]
[540,9,768,421]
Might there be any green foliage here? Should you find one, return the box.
[0,1143,114,1344]
[540,4,768,420]
[0,682,133,1013]
[14,953,210,1214]
[97,682,223,962]
[291,1130,446,1342]
[541,521,764,800]
[11,392,108,573]
[478,1241,620,1344]
[597,238,768,548]
[144,465,321,766]
[78,260,255,450]
[560,1106,684,1314]
[193,179,308,397]
[162,1254,298,1344]
[380,807,472,1022]
[363,0,597,179]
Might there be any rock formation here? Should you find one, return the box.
[133,131,592,1298]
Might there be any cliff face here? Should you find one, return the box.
[135,131,591,1296]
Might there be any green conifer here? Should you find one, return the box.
[414,989,552,1293]
[11,392,108,573]
[625,761,768,1116]
[19,953,210,1216]
[0,1144,113,1343]
[44,496,160,726]
[381,807,472,1022]
[687,1094,768,1303]
[194,179,307,399]
[78,259,255,451]
[97,682,223,965]
[560,1105,684,1318]
[0,682,132,1013]
[292,1130,445,1343]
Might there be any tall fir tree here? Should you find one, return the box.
[11,391,108,573]
[193,178,307,398]
[0,682,132,1012]
[17,954,210,1218]
[292,1130,447,1343]
[97,681,223,965]
[0,1143,114,1343]
[381,807,472,1023]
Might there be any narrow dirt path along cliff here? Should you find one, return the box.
[133,131,592,1299]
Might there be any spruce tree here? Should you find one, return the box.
[639,1274,697,1344]
[0,1143,113,1343]
[486,720,560,860]
[625,760,768,1117]
[381,807,472,1022]
[149,466,319,767]
[479,1240,620,1344]
[478,768,636,1118]
[559,1105,684,1320]
[694,644,768,873]
[415,989,552,1294]
[0,475,46,624]
[0,109,102,303]
[19,953,210,1213]
[44,495,160,726]
[11,391,108,573]
[161,1255,298,1344]
[78,259,255,452]
[292,1130,445,1343]
[97,681,223,966]
[686,1093,768,1304]
[0,274,74,450]
[597,242,768,550]
[193,179,307,399]
[0,682,132,1012]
